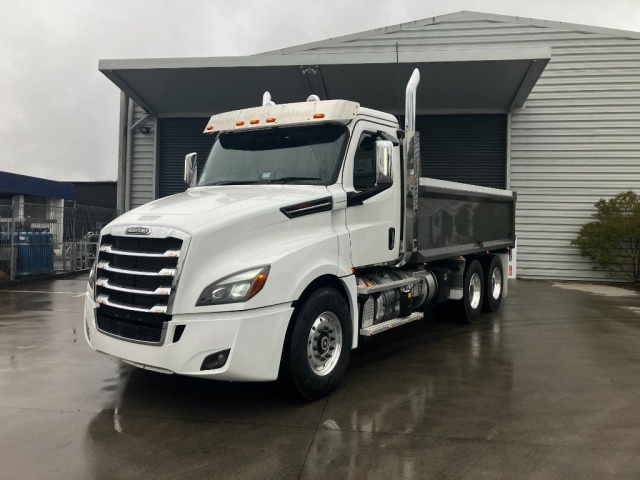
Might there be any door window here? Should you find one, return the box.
[353,132,377,190]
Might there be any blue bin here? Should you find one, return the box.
[14,231,55,279]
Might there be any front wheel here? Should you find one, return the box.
[280,287,351,401]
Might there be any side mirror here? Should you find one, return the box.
[375,140,394,185]
[184,152,198,187]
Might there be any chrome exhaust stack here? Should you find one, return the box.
[404,68,420,132]
[395,68,421,267]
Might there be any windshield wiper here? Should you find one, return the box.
[201,181,258,186]
[269,176,323,184]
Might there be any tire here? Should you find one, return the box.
[481,255,503,312]
[450,259,484,323]
[280,287,352,401]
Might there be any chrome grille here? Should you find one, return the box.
[94,227,189,345]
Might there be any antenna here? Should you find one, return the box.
[395,42,400,121]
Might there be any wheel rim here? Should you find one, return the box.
[307,311,342,376]
[491,267,502,300]
[469,272,481,310]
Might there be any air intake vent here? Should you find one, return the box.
[96,304,169,344]
[280,197,332,219]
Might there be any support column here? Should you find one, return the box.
[13,195,24,221]
[46,198,64,256]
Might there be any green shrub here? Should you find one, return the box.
[572,191,640,282]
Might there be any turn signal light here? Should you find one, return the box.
[250,119,259,125]
[235,121,245,126]
[266,117,276,123]
[206,125,214,131]
[248,272,268,298]
[313,113,325,119]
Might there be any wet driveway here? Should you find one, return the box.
[1,274,640,479]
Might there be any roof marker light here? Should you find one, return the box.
[206,125,214,131]
[250,119,259,125]
[307,94,320,102]
[266,117,276,123]
[235,121,245,126]
[313,113,325,119]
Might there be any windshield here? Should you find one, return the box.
[198,124,348,186]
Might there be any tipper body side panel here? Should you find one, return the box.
[416,179,516,262]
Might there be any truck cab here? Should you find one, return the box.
[85,71,515,400]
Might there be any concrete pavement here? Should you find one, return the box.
[1,274,640,479]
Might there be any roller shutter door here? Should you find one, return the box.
[158,115,506,197]
[416,115,507,189]
[158,118,215,198]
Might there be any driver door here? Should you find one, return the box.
[343,122,401,267]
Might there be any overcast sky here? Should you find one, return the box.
[1,0,639,182]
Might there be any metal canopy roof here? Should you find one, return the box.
[0,172,74,200]
[99,47,550,118]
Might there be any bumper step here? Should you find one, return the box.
[359,311,424,337]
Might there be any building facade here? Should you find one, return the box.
[101,11,640,281]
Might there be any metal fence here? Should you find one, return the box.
[0,202,118,283]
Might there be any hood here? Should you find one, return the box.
[108,184,330,232]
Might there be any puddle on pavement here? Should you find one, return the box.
[552,282,639,298]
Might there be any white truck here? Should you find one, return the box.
[84,70,515,400]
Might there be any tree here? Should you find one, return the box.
[572,191,640,282]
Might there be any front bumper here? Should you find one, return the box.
[83,293,293,381]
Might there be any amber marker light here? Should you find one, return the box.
[235,121,245,126]
[250,119,259,125]
[266,117,276,123]
[248,269,269,298]
[206,125,214,131]
[313,113,325,119]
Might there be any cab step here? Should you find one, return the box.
[359,311,424,337]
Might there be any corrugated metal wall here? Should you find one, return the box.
[284,16,640,280]
[130,104,156,209]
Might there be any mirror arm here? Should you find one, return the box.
[376,131,399,146]
[346,182,393,207]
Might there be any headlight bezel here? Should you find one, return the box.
[196,265,271,306]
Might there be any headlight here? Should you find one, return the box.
[196,266,270,306]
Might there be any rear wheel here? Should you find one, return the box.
[451,259,484,323]
[481,255,503,312]
[280,287,351,401]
